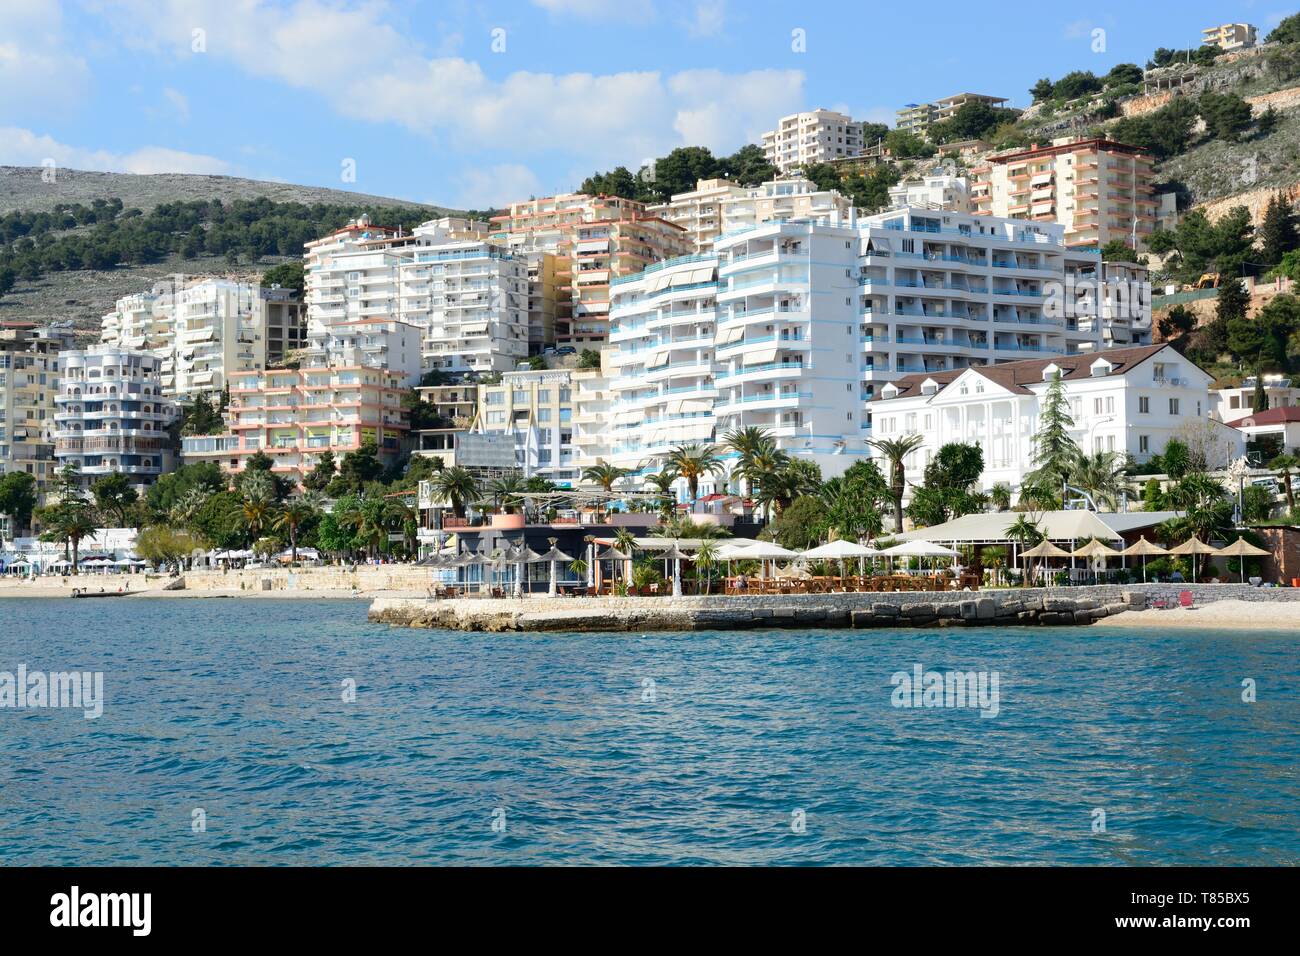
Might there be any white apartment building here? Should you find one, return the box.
[608,256,720,487]
[100,278,304,401]
[887,171,972,213]
[301,318,423,387]
[713,220,864,478]
[400,239,529,375]
[855,205,1150,404]
[761,109,864,172]
[53,346,178,491]
[869,344,1238,501]
[1212,374,1300,422]
[305,215,531,373]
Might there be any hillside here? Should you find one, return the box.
[0,166,454,216]
[0,167,471,337]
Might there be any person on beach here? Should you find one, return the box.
[736,574,749,592]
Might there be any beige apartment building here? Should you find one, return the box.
[471,367,609,487]
[180,361,409,486]
[971,138,1156,251]
[896,93,1011,139]
[491,193,691,346]
[1202,23,1257,50]
[760,109,864,172]
[0,323,75,500]
[650,177,853,253]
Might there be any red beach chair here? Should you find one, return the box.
[1178,590,1194,609]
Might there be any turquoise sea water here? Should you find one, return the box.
[0,598,1297,866]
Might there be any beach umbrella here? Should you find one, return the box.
[1217,536,1270,583]
[594,547,630,591]
[1168,537,1221,582]
[510,545,545,598]
[1071,539,1121,584]
[1019,539,1071,585]
[1120,536,1168,583]
[803,538,877,586]
[460,551,493,593]
[539,539,575,597]
[658,541,690,598]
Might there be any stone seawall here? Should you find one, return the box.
[369,584,1300,632]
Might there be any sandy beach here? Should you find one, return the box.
[0,580,423,600]
[1103,599,1300,630]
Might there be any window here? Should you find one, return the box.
[1169,398,1180,415]
[1139,435,1149,454]
[1139,396,1149,413]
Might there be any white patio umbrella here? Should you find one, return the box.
[877,539,958,574]
[802,538,877,584]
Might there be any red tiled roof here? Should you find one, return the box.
[1225,406,1300,428]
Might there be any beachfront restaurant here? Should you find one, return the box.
[890,510,1185,584]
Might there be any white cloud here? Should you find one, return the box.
[0,126,233,175]
[685,0,725,38]
[93,1,802,171]
[0,0,91,112]
[531,0,656,19]
[452,163,543,210]
[162,87,190,122]
[668,69,803,153]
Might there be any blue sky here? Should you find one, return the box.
[0,0,1293,209]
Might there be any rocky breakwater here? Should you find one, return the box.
[368,589,1149,633]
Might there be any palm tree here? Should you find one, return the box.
[40,503,97,572]
[242,497,273,541]
[613,527,638,589]
[755,458,822,517]
[384,498,419,556]
[1006,513,1044,547]
[989,483,1012,512]
[1270,452,1298,512]
[693,538,721,594]
[581,461,630,515]
[723,426,781,495]
[341,497,389,558]
[646,469,678,520]
[1006,513,1044,584]
[273,495,318,563]
[868,434,926,533]
[487,474,527,514]
[428,467,479,518]
[1069,450,1132,511]
[664,443,725,507]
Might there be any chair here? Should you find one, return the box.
[1178,590,1194,608]
[1150,595,1169,609]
